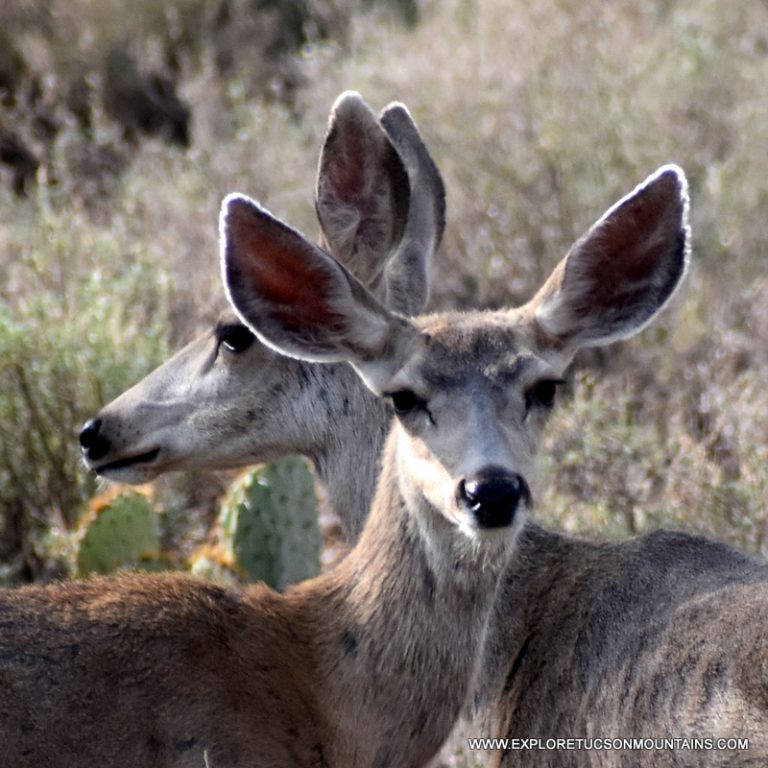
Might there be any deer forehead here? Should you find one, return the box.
[400,311,555,391]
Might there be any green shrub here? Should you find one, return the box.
[0,202,169,579]
[541,362,768,559]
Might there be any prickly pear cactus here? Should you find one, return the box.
[187,544,241,587]
[76,489,161,576]
[218,458,321,589]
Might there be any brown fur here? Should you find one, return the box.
[468,523,768,767]
[1,434,511,768]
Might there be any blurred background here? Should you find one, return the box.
[0,0,766,594]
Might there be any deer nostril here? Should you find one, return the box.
[79,418,111,462]
[456,468,531,529]
[79,418,101,448]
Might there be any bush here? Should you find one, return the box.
[0,200,169,581]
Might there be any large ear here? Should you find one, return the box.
[528,165,690,356]
[379,101,446,316]
[220,193,414,388]
[315,91,410,293]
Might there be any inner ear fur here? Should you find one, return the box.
[530,165,690,353]
[315,91,410,290]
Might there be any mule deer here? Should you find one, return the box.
[79,90,445,541]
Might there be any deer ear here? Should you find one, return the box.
[529,165,690,355]
[379,101,446,316]
[220,194,410,381]
[315,91,410,291]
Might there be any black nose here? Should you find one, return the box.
[79,418,111,462]
[456,467,531,529]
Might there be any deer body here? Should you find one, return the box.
[471,523,768,767]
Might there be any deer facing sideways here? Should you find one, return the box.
[79,90,445,542]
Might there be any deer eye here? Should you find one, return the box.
[525,379,563,411]
[217,323,254,354]
[388,389,426,416]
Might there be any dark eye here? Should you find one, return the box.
[526,379,562,410]
[389,389,425,416]
[217,323,254,354]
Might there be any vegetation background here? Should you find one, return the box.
[0,0,766,669]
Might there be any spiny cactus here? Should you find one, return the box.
[75,488,161,576]
[187,543,241,587]
[217,457,321,589]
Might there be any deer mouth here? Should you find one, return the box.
[95,448,161,476]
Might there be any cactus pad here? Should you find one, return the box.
[76,489,161,576]
[218,457,321,589]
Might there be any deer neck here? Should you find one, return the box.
[307,363,390,542]
[301,427,512,767]
[466,522,578,711]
